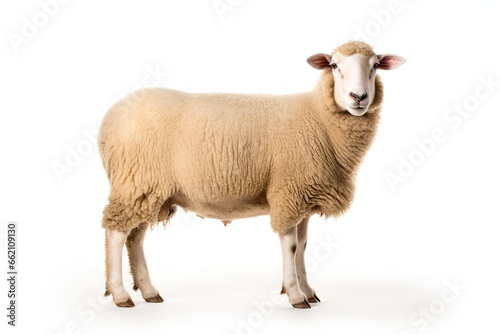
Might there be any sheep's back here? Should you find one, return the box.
[99,88,296,202]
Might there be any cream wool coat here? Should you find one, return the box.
[99,56,384,234]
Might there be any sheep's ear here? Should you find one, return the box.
[307,53,332,70]
[376,54,406,70]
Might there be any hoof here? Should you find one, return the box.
[104,290,110,297]
[307,293,321,303]
[292,299,311,309]
[145,294,164,303]
[116,298,135,308]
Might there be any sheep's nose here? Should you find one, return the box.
[350,92,368,102]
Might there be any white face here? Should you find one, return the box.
[307,47,405,117]
[330,53,379,117]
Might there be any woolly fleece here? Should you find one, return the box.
[98,41,384,234]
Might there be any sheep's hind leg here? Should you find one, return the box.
[126,222,163,303]
[279,225,310,309]
[296,217,320,303]
[105,228,135,307]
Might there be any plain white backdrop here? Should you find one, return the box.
[1,1,499,333]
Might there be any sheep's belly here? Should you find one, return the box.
[186,200,270,221]
[170,193,270,221]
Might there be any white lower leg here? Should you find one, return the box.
[106,228,134,307]
[132,246,160,300]
[280,226,309,308]
[296,218,320,302]
[127,226,162,302]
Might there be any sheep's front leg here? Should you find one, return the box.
[126,223,163,303]
[279,225,311,309]
[296,217,321,303]
[105,228,134,307]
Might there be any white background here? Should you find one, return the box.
[1,1,500,333]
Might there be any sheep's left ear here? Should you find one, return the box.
[376,54,406,70]
[307,53,332,70]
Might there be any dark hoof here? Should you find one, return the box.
[104,290,110,297]
[145,294,164,303]
[132,284,139,291]
[307,293,321,303]
[116,298,135,308]
[292,299,311,309]
[280,286,286,295]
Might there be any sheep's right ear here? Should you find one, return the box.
[307,53,332,70]
[376,54,406,70]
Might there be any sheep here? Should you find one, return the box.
[98,40,405,309]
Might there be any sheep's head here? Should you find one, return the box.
[307,41,405,116]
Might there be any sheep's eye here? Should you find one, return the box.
[373,63,380,69]
[331,63,338,69]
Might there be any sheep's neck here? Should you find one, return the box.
[313,70,381,175]
[326,111,380,174]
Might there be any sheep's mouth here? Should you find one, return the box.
[346,105,368,116]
